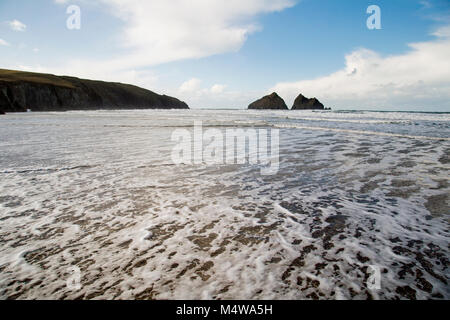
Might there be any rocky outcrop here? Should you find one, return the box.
[292,94,325,110]
[248,92,288,110]
[0,69,189,112]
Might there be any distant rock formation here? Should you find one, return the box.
[0,69,189,112]
[292,94,325,110]
[248,92,288,110]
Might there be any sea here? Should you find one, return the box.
[0,109,449,299]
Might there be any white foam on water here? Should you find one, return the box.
[273,123,450,141]
[0,110,448,300]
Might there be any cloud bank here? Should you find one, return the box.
[271,25,450,111]
[101,0,295,65]
[49,0,296,77]
[176,78,258,109]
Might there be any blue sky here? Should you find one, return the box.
[0,0,449,110]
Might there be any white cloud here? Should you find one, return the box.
[46,0,296,78]
[211,84,227,94]
[271,25,450,110]
[101,0,295,65]
[179,78,202,93]
[0,38,10,46]
[175,78,260,108]
[8,19,26,32]
[10,65,50,74]
[432,25,450,37]
[178,80,227,96]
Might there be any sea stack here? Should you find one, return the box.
[292,94,325,110]
[248,92,288,110]
[0,69,189,112]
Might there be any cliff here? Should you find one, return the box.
[0,69,189,113]
[248,92,288,110]
[292,94,325,110]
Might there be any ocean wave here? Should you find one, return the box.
[272,122,450,140]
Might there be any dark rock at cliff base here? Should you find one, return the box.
[0,69,189,112]
[248,92,288,110]
[292,94,325,110]
[0,109,4,115]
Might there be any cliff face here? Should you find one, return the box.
[0,69,189,113]
[292,94,325,110]
[248,92,288,110]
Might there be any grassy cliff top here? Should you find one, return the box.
[0,69,76,88]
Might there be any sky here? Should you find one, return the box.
[0,0,449,111]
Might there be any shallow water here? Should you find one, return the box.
[0,110,449,299]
